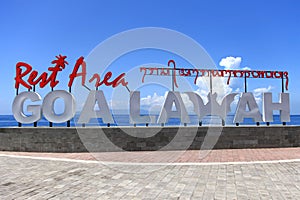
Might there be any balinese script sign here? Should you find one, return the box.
[12,55,290,126]
[140,60,289,91]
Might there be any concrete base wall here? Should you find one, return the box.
[0,126,299,152]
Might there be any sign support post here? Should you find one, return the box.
[49,87,53,127]
[282,76,286,126]
[33,85,37,127]
[67,86,71,127]
[16,87,22,127]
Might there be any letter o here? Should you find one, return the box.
[42,90,76,123]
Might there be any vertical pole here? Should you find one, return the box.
[209,72,213,94]
[33,85,37,127]
[67,86,71,127]
[16,88,22,127]
[281,75,285,93]
[282,75,286,126]
[172,67,174,92]
[235,71,239,126]
[93,87,97,126]
[244,75,247,93]
[221,65,225,125]
[49,87,53,127]
[210,72,214,126]
[211,71,224,126]
[238,74,247,127]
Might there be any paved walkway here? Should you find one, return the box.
[0,148,299,199]
[0,147,300,163]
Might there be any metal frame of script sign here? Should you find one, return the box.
[140,60,289,126]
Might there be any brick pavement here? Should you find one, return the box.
[0,147,299,163]
[0,154,299,199]
[0,148,299,199]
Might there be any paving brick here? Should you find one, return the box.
[0,151,299,199]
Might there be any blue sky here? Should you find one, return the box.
[0,0,300,114]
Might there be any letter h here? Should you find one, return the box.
[262,93,290,122]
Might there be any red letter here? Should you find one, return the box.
[15,62,32,89]
[168,60,178,88]
[27,70,40,86]
[89,74,101,87]
[111,73,128,87]
[101,72,113,86]
[47,55,68,88]
[68,56,86,87]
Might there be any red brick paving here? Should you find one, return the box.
[1,148,299,163]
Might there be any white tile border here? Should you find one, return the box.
[0,153,299,166]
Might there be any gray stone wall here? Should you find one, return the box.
[0,126,299,152]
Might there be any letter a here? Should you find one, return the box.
[234,93,262,123]
[157,92,190,124]
[78,90,114,124]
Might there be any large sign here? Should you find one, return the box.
[12,55,291,125]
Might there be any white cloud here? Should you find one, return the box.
[109,100,129,109]
[253,86,273,94]
[195,77,233,104]
[253,86,273,103]
[139,92,166,113]
[194,56,244,103]
[192,56,260,109]
[140,92,166,106]
[225,61,274,105]
[180,93,194,111]
[219,56,242,70]
[139,92,195,113]
[219,56,251,91]
[242,66,251,70]
[219,56,251,71]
